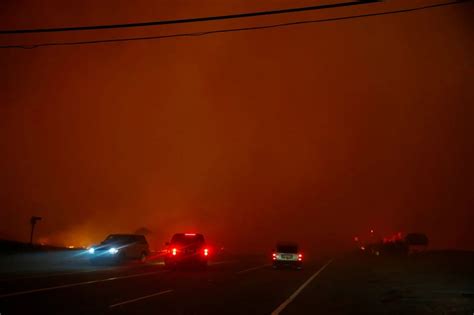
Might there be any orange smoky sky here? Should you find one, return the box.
[0,0,473,253]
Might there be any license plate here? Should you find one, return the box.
[282,254,292,259]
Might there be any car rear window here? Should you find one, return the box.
[171,234,205,245]
[277,245,298,253]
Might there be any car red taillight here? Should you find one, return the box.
[272,253,276,260]
[172,248,177,256]
[298,253,303,261]
[203,248,209,256]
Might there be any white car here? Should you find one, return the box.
[272,242,303,269]
[88,234,149,264]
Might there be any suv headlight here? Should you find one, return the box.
[88,247,95,254]
[109,247,118,254]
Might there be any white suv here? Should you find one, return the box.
[272,242,303,269]
[88,234,149,264]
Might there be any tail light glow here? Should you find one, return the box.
[298,254,303,261]
[172,248,177,256]
[272,253,276,260]
[185,233,196,236]
[203,248,209,256]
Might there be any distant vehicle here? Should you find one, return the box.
[88,234,149,264]
[272,242,303,269]
[164,233,209,269]
[405,233,429,254]
[360,232,429,257]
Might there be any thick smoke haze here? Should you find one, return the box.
[1,0,473,253]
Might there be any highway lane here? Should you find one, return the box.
[0,256,329,315]
[3,251,471,314]
[283,252,474,314]
[110,260,328,314]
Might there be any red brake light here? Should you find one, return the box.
[172,248,177,256]
[203,248,209,256]
[272,253,276,260]
[298,253,303,261]
[185,233,196,236]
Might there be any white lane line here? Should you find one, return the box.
[271,259,333,315]
[0,267,121,282]
[0,270,168,299]
[236,264,270,274]
[109,289,173,308]
[0,260,165,282]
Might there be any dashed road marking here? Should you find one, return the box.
[109,289,173,308]
[237,264,270,274]
[0,270,168,299]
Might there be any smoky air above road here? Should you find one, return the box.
[0,0,473,253]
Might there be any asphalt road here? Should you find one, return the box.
[0,251,473,314]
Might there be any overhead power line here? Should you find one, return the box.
[0,0,470,49]
[0,1,380,34]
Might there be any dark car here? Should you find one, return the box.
[405,233,429,254]
[88,234,149,264]
[164,233,209,269]
[272,242,303,269]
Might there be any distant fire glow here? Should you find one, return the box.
[0,0,472,255]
